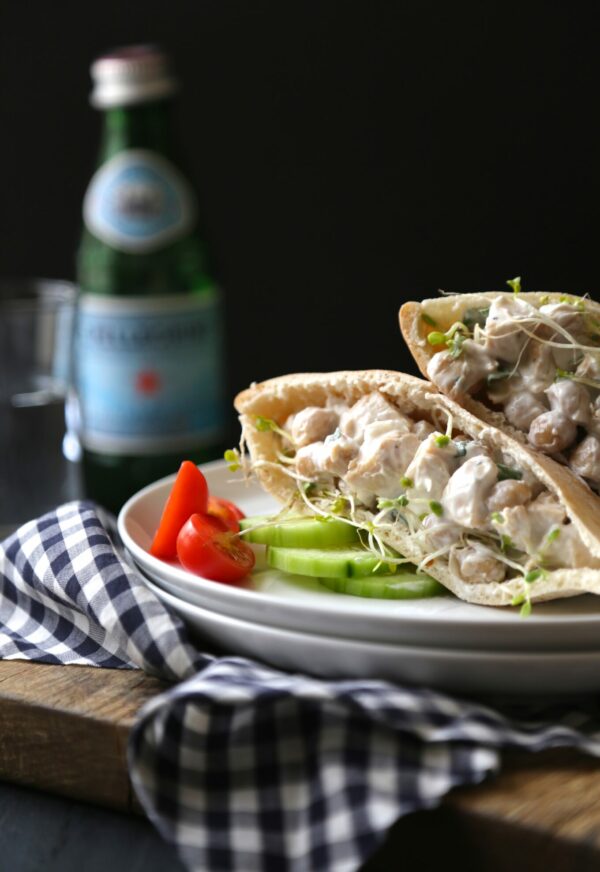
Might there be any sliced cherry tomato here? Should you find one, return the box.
[176,512,256,583]
[150,461,209,560]
[208,495,245,532]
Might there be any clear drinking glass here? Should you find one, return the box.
[0,279,82,538]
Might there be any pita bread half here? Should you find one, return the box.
[399,290,600,440]
[235,369,600,607]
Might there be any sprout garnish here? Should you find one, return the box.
[224,448,241,472]
[427,322,469,358]
[239,386,576,619]
[255,416,291,440]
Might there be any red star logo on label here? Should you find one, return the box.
[135,370,161,394]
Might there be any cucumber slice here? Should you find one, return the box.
[239,515,359,547]
[319,573,445,599]
[266,546,398,578]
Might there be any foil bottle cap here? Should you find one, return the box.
[90,45,178,109]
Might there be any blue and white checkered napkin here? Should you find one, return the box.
[3,501,600,872]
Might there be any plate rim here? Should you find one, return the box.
[118,459,600,631]
[142,572,600,665]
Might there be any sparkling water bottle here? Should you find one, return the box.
[76,45,225,512]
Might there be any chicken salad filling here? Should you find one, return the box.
[423,282,600,493]
[232,387,599,612]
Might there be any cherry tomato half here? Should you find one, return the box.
[176,512,256,584]
[207,495,245,532]
[150,461,209,560]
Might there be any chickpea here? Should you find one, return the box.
[487,480,532,513]
[519,342,556,395]
[422,514,461,550]
[503,391,547,431]
[569,435,600,485]
[528,411,577,454]
[426,341,496,398]
[453,545,506,584]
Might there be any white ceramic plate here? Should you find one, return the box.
[118,460,600,652]
[140,572,600,697]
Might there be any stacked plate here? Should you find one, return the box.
[118,460,600,697]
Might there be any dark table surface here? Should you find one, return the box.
[0,782,185,872]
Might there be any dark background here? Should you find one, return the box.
[1,1,598,434]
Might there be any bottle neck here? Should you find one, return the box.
[98,99,175,161]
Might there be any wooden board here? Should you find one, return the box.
[0,661,164,811]
[1,660,600,870]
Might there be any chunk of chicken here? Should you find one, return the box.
[344,432,420,501]
[320,432,359,477]
[576,354,600,384]
[451,543,506,584]
[504,391,548,431]
[543,524,600,569]
[539,302,586,335]
[569,435,600,485]
[536,303,585,369]
[295,442,329,480]
[442,455,498,528]
[325,398,351,416]
[545,380,591,427]
[426,340,498,398]
[454,440,488,465]
[404,434,461,501]
[487,480,532,513]
[421,514,462,550]
[523,492,597,567]
[412,419,436,441]
[483,295,535,363]
[286,407,339,447]
[340,393,412,442]
[519,342,556,394]
[363,419,411,442]
[528,411,577,454]
[491,492,566,556]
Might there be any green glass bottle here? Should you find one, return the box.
[76,46,225,513]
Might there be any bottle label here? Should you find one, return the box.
[75,292,224,455]
[83,149,195,253]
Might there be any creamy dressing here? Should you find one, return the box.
[424,294,600,491]
[281,391,596,586]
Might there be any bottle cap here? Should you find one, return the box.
[90,45,178,108]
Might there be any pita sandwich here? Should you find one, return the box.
[399,288,600,495]
[235,369,600,608]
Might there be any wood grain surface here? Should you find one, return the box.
[2,660,600,870]
[0,660,165,811]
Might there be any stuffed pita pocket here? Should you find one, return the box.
[399,286,600,495]
[234,369,600,609]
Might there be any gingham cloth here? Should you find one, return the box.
[3,501,600,872]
